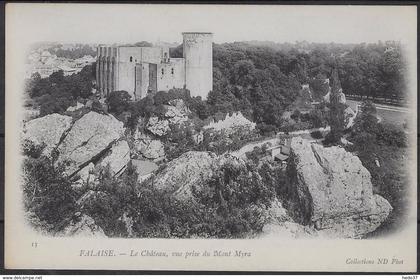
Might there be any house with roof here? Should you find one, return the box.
[266,138,292,168]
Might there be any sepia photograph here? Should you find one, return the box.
[4,3,417,272]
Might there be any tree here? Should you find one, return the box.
[325,68,346,144]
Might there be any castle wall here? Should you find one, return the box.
[157,58,185,92]
[115,47,164,99]
[148,64,157,94]
[134,62,151,100]
[141,47,168,64]
[97,46,118,97]
[96,33,213,100]
[183,32,213,100]
[115,47,141,98]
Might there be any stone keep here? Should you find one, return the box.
[96,32,213,100]
[182,32,213,100]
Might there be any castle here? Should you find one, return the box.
[96,32,213,100]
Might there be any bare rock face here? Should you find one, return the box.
[56,111,125,175]
[146,117,170,137]
[61,214,106,238]
[66,102,84,112]
[97,140,130,176]
[153,151,217,199]
[203,111,256,133]
[287,137,392,238]
[164,99,190,125]
[136,139,165,160]
[152,151,246,201]
[23,113,73,156]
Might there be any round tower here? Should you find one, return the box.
[182,32,213,100]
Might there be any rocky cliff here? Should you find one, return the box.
[152,151,246,201]
[284,137,392,238]
[23,111,130,181]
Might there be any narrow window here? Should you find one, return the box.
[171,68,174,75]
[130,56,133,62]
[161,68,164,75]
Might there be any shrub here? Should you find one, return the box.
[376,124,407,147]
[106,91,131,115]
[82,164,139,237]
[22,156,78,231]
[128,161,275,238]
[310,130,323,139]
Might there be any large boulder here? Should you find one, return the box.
[97,140,130,176]
[164,105,188,125]
[56,111,125,175]
[23,113,73,156]
[66,102,84,112]
[152,151,245,201]
[153,151,216,198]
[286,137,392,238]
[146,117,170,137]
[61,213,106,238]
[203,111,256,132]
[136,139,165,160]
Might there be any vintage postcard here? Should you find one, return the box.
[4,3,417,272]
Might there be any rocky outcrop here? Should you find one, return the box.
[164,99,190,125]
[164,106,189,125]
[286,137,392,238]
[61,213,106,238]
[203,112,256,132]
[146,117,170,137]
[23,113,73,156]
[97,140,130,176]
[56,111,125,175]
[153,151,245,201]
[153,151,217,199]
[137,139,165,160]
[66,102,84,112]
[132,130,165,160]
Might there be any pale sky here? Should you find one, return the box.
[6,3,417,45]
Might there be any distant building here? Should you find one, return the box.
[96,32,213,100]
[266,138,291,168]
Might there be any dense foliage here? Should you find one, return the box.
[22,144,78,232]
[26,63,96,116]
[23,151,276,238]
[345,101,408,235]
